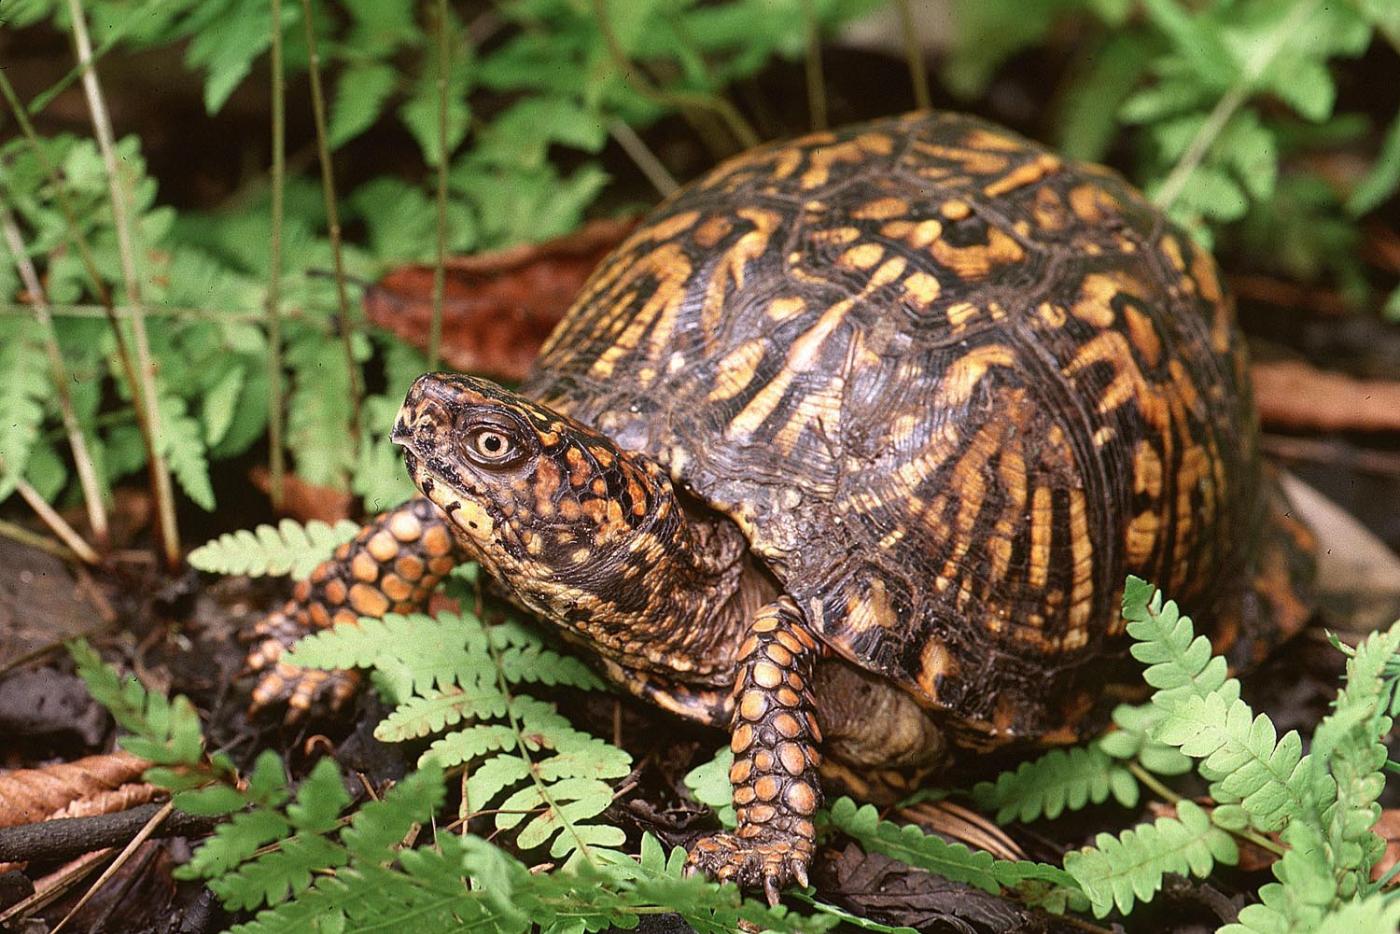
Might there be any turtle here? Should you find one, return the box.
[244,110,1316,902]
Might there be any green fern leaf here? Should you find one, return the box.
[210,831,350,911]
[377,689,510,743]
[683,748,737,828]
[1097,703,1194,776]
[1064,800,1237,917]
[824,797,1078,899]
[177,809,292,881]
[971,746,1138,823]
[158,393,216,511]
[189,518,360,578]
[287,611,492,701]
[420,722,516,768]
[342,765,445,861]
[0,317,49,499]
[1121,576,1237,707]
[329,63,398,148]
[1313,894,1400,934]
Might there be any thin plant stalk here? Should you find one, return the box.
[799,0,827,131]
[65,0,180,568]
[0,72,158,526]
[0,516,82,562]
[590,0,759,150]
[299,0,363,439]
[0,202,110,545]
[266,0,287,509]
[607,119,678,197]
[429,0,452,372]
[4,467,101,565]
[894,0,931,111]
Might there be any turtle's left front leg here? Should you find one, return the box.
[687,596,824,905]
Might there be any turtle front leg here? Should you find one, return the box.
[244,497,464,718]
[687,596,824,905]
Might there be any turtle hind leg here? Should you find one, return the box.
[244,497,465,719]
[1219,468,1317,671]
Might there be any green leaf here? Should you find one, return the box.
[0,317,48,500]
[683,748,737,828]
[329,64,398,148]
[158,394,215,511]
[184,0,273,113]
[971,746,1138,824]
[189,518,361,578]
[1065,800,1237,917]
[202,364,245,447]
[1347,109,1400,216]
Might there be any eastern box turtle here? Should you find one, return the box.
[246,110,1316,900]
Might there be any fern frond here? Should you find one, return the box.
[825,797,1079,900]
[1064,800,1237,918]
[0,317,48,499]
[1310,622,1400,899]
[157,394,216,511]
[189,518,360,578]
[684,747,737,828]
[377,689,510,743]
[971,746,1138,823]
[1096,703,1194,776]
[1222,821,1335,933]
[1121,576,1238,706]
[1313,894,1400,934]
[286,611,492,701]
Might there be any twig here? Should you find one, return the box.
[50,801,174,934]
[0,462,101,565]
[0,517,81,562]
[590,0,759,150]
[429,0,452,371]
[894,0,930,111]
[298,0,363,440]
[799,0,827,130]
[607,119,678,197]
[1153,0,1317,210]
[267,0,287,510]
[0,848,113,925]
[0,203,110,545]
[65,0,180,570]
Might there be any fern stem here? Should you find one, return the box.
[2,465,101,565]
[486,641,601,870]
[266,0,287,511]
[298,0,363,444]
[428,0,451,372]
[1153,0,1318,210]
[0,202,110,546]
[894,0,931,111]
[64,0,181,569]
[799,0,828,130]
[589,0,759,150]
[607,119,678,197]
[1126,762,1286,857]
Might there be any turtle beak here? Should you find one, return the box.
[392,373,455,451]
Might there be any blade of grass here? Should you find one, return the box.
[0,201,110,546]
[267,0,287,510]
[64,0,180,569]
[895,0,931,111]
[429,0,452,371]
[298,0,363,442]
[590,0,759,150]
[799,0,828,130]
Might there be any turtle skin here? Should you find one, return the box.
[245,110,1316,901]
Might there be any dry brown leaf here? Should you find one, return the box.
[1252,360,1400,433]
[897,799,1026,862]
[364,216,639,381]
[249,466,354,523]
[0,752,150,829]
[1372,809,1400,883]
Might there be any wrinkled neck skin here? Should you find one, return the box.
[416,444,752,683]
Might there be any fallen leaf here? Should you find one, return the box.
[364,216,639,381]
[1252,360,1400,433]
[250,467,354,524]
[0,752,150,829]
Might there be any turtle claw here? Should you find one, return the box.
[243,611,359,721]
[685,832,812,906]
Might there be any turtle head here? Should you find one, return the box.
[392,373,677,595]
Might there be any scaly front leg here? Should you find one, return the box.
[687,596,824,905]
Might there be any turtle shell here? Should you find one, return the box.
[521,111,1312,745]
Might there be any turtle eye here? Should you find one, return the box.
[462,422,528,469]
